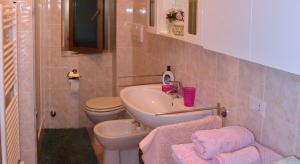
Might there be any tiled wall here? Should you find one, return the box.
[0,0,38,163]
[16,0,37,163]
[116,0,163,91]
[117,0,300,157]
[35,0,43,141]
[40,0,113,129]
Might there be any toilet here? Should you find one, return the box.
[94,119,149,164]
[84,97,124,123]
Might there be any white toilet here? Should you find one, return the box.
[84,97,124,123]
[94,119,149,164]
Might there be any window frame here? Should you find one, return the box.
[66,0,104,54]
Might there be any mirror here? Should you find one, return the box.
[188,0,197,35]
[62,0,104,54]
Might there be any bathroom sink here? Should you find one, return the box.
[120,85,213,128]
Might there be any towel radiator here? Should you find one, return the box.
[0,3,21,164]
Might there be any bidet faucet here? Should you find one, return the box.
[131,120,141,127]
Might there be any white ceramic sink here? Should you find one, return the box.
[120,84,213,128]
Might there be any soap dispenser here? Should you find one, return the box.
[162,66,175,85]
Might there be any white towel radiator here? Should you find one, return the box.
[0,3,21,164]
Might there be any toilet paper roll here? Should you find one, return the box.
[68,79,79,93]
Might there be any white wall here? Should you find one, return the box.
[250,0,300,75]
[202,0,300,75]
[202,0,252,60]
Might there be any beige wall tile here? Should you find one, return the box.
[264,68,300,125]
[261,113,297,155]
[216,89,238,126]
[44,0,62,26]
[238,60,266,98]
[216,53,240,94]
[236,91,263,140]
[196,81,217,107]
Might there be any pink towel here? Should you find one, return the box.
[171,143,217,164]
[215,146,262,164]
[171,143,282,164]
[254,143,283,164]
[191,126,255,159]
[139,116,223,164]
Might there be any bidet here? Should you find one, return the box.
[94,119,149,164]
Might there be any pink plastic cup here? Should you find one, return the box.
[183,87,196,107]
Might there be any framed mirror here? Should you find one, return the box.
[62,0,104,54]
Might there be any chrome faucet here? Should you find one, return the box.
[166,90,179,98]
[166,81,183,98]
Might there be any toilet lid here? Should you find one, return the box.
[85,97,123,112]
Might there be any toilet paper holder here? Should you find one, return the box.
[67,69,81,80]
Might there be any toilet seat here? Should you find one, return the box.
[85,97,123,112]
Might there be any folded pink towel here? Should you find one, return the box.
[171,143,281,164]
[191,126,255,159]
[254,143,283,164]
[172,143,216,164]
[215,146,262,164]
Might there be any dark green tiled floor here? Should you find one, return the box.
[39,128,98,164]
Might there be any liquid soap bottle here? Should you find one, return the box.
[162,66,174,84]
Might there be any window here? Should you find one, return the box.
[63,0,104,54]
